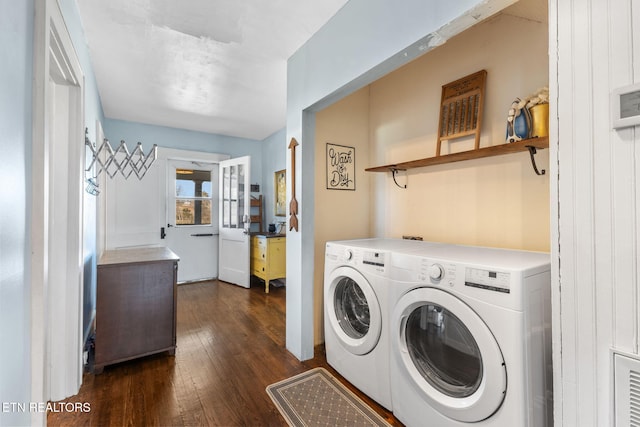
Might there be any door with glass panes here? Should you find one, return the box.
[166,160,219,282]
[218,156,251,287]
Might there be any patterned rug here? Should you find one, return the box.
[266,368,391,427]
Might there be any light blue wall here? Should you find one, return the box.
[104,119,264,189]
[0,1,34,425]
[261,128,287,228]
[285,0,518,360]
[0,1,104,424]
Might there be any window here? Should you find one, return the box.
[175,168,212,225]
[221,163,246,228]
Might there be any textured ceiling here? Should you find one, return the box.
[77,0,349,140]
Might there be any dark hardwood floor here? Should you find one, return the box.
[48,279,401,426]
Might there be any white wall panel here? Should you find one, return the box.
[554,0,640,425]
[632,0,640,360]
[591,2,616,427]
[609,0,637,357]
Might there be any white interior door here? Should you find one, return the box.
[166,160,219,283]
[218,156,251,287]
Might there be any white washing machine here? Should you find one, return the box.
[324,238,437,411]
[388,243,552,427]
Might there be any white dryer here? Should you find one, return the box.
[324,238,435,411]
[388,244,552,427]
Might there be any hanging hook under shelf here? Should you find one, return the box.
[525,145,546,176]
[390,168,407,189]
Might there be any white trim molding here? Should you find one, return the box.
[31,0,85,424]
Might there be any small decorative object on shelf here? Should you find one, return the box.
[530,103,549,138]
[436,70,487,156]
[506,86,549,142]
[506,98,531,143]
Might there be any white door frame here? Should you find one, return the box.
[32,0,85,422]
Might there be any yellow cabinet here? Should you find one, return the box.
[251,235,286,293]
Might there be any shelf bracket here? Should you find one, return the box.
[390,168,407,189]
[525,146,546,176]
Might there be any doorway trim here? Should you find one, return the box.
[31,0,85,423]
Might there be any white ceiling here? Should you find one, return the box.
[77,0,349,140]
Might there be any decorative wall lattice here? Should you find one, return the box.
[85,131,157,180]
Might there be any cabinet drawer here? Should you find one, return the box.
[268,243,285,262]
[252,258,266,274]
[251,245,266,259]
[251,236,267,258]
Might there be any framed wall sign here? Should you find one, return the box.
[612,82,640,129]
[326,143,355,190]
[274,169,286,216]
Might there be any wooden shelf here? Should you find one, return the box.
[250,195,263,233]
[365,137,549,172]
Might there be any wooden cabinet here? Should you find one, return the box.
[251,234,286,293]
[94,247,179,373]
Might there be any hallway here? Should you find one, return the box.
[47,280,398,426]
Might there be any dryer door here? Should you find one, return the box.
[325,266,382,355]
[393,287,506,422]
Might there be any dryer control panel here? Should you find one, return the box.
[465,268,511,293]
[362,251,386,268]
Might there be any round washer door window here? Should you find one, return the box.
[326,266,382,355]
[393,288,506,422]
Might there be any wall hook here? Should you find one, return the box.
[525,146,546,176]
[391,168,407,189]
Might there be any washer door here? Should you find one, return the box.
[393,288,506,422]
[326,266,382,355]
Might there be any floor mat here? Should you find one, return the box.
[266,367,391,427]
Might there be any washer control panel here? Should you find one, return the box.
[428,264,444,280]
[418,259,457,287]
[344,249,354,260]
